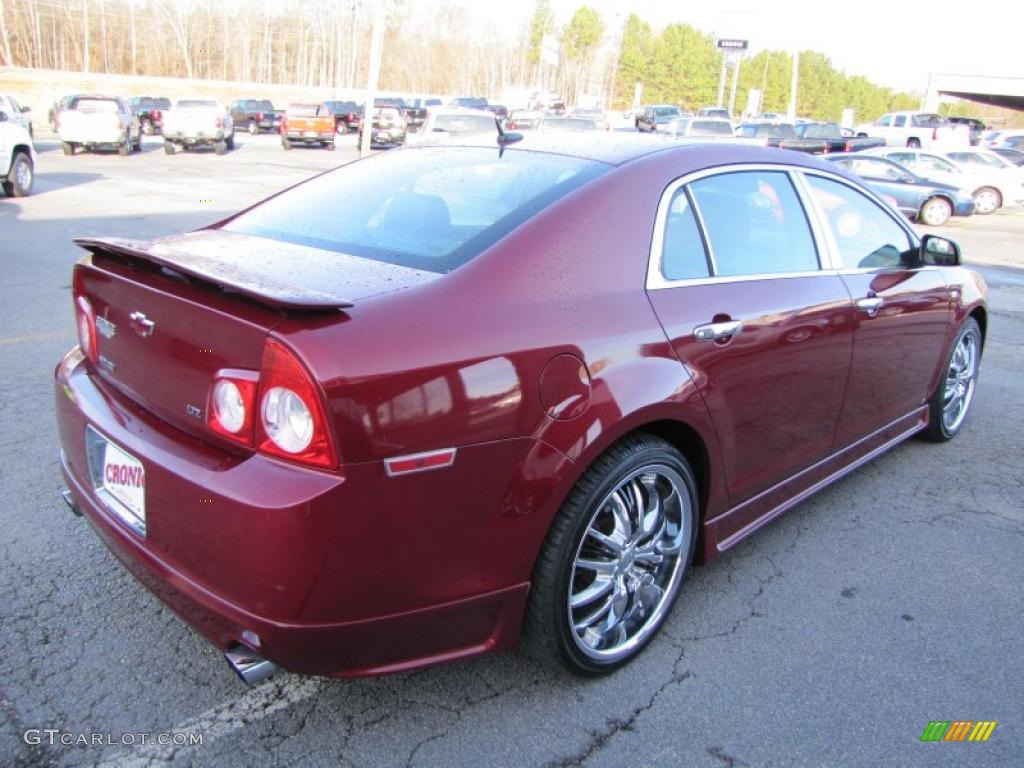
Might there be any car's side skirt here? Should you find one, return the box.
[701,406,928,560]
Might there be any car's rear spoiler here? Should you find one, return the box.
[74,235,355,311]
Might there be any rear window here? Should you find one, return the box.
[690,120,733,136]
[223,147,608,273]
[250,100,274,111]
[432,113,496,133]
[287,104,328,117]
[539,118,597,131]
[71,98,120,112]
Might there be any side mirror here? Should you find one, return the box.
[0,111,7,122]
[21,106,31,113]
[921,234,960,266]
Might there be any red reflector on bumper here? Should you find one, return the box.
[384,448,457,477]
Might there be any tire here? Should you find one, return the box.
[247,120,258,135]
[918,197,952,227]
[972,187,1001,215]
[141,119,154,135]
[61,141,75,156]
[163,140,175,155]
[117,137,129,156]
[336,122,348,135]
[921,318,982,442]
[907,137,921,148]
[326,140,335,151]
[281,137,292,151]
[2,151,33,197]
[226,133,235,150]
[132,135,142,152]
[522,434,698,675]
[214,140,227,156]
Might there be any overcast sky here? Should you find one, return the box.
[418,0,1021,93]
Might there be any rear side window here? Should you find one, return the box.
[805,175,913,270]
[661,190,710,280]
[689,171,819,277]
[224,147,608,273]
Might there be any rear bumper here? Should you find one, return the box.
[283,131,334,141]
[54,348,543,677]
[164,131,227,144]
[60,130,127,145]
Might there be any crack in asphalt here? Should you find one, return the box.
[706,744,751,767]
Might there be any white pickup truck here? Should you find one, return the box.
[0,107,35,196]
[162,100,235,155]
[58,95,141,156]
[854,111,970,149]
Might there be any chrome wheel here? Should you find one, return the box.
[567,465,692,662]
[973,187,1000,215]
[919,197,951,227]
[15,156,32,191]
[942,326,980,433]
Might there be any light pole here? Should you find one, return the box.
[359,3,385,159]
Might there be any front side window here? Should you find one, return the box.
[848,157,906,181]
[689,171,819,277]
[877,115,893,127]
[894,115,906,127]
[806,175,914,270]
[918,154,958,173]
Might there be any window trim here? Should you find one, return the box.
[646,163,924,290]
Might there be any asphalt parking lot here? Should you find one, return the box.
[1,132,1022,768]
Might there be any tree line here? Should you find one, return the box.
[1,0,923,121]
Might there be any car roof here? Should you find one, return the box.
[401,133,850,170]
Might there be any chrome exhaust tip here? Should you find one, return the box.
[225,645,278,686]
[62,488,82,517]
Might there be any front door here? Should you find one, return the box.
[801,172,953,447]
[646,168,856,506]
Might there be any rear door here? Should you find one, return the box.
[646,166,855,506]
[800,172,952,446]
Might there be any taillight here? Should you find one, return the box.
[75,296,98,363]
[933,127,939,141]
[215,115,222,130]
[208,370,258,446]
[72,270,98,363]
[280,116,287,132]
[255,339,337,468]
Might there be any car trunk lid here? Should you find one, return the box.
[73,231,440,445]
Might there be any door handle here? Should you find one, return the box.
[693,320,742,341]
[856,297,884,316]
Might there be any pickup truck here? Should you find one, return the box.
[793,122,885,153]
[281,103,336,150]
[57,95,141,156]
[323,100,362,134]
[162,100,235,155]
[0,93,33,137]
[127,96,172,135]
[0,108,35,196]
[733,121,826,153]
[229,99,282,135]
[358,106,407,147]
[404,97,443,132]
[854,111,971,149]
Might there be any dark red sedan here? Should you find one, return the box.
[55,137,986,683]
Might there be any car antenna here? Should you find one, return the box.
[496,117,523,155]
